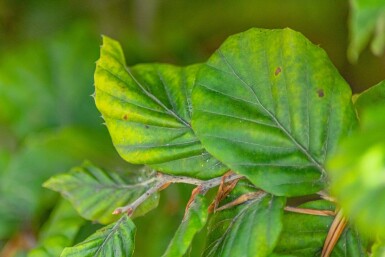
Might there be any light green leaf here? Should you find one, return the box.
[371,240,385,257]
[44,162,158,224]
[60,215,135,257]
[203,193,286,257]
[348,0,385,62]
[162,194,208,257]
[192,28,357,196]
[273,200,368,257]
[28,200,85,257]
[94,36,227,178]
[354,80,385,116]
[328,106,385,238]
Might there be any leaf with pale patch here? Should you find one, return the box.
[94,36,227,178]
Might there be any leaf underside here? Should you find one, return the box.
[192,28,357,196]
[94,36,227,179]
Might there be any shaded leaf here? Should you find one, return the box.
[162,194,208,257]
[348,0,385,62]
[60,215,135,257]
[328,105,385,238]
[192,28,357,196]
[28,200,85,257]
[44,162,158,224]
[203,193,286,257]
[94,36,227,178]
[273,200,368,257]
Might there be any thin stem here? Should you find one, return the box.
[113,172,244,216]
[284,206,335,217]
[321,209,347,257]
[112,179,164,216]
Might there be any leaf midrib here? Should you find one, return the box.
[98,53,191,128]
[93,216,127,256]
[216,49,326,175]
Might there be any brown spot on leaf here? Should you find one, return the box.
[317,89,324,98]
[275,67,282,76]
[123,114,128,120]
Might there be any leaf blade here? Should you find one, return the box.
[44,162,158,224]
[161,194,208,257]
[273,200,368,257]
[60,215,135,257]
[94,36,226,178]
[192,28,357,196]
[203,193,286,257]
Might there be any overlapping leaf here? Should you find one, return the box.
[44,162,158,224]
[192,28,357,196]
[162,194,208,257]
[28,200,85,257]
[203,193,286,257]
[273,200,368,257]
[328,94,385,238]
[94,36,227,178]
[60,215,135,257]
[354,80,385,116]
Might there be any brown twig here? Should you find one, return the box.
[284,206,335,217]
[216,191,266,212]
[208,171,241,213]
[112,172,244,216]
[321,209,347,257]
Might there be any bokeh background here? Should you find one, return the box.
[0,1,384,256]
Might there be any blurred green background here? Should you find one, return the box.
[0,0,384,256]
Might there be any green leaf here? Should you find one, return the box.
[354,80,385,116]
[192,28,357,196]
[371,240,385,257]
[28,200,85,257]
[94,36,227,178]
[162,194,208,257]
[44,162,158,224]
[60,215,135,257]
[273,200,368,257]
[328,106,385,238]
[348,0,385,62]
[203,193,286,257]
